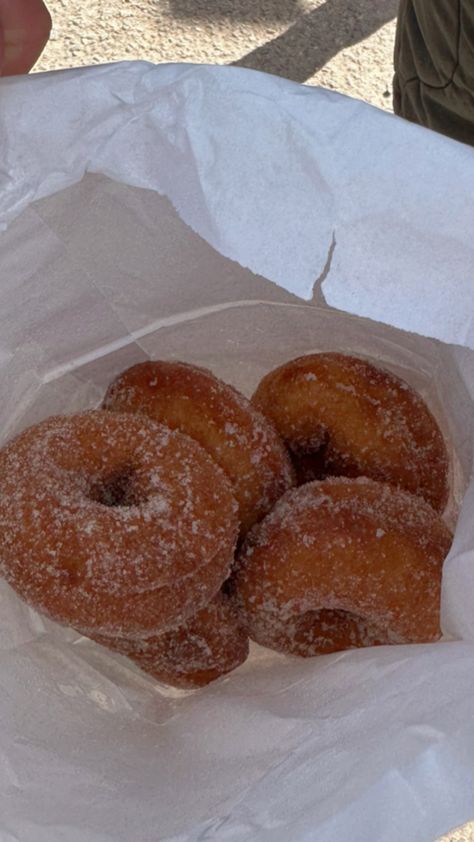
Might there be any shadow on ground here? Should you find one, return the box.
[167,0,303,23]
[231,0,398,83]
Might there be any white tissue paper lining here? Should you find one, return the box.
[1,62,474,842]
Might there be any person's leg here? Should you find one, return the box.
[393,0,474,146]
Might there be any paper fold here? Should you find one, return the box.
[3,62,474,347]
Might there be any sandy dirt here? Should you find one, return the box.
[33,5,474,839]
[36,0,397,111]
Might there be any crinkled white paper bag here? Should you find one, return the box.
[1,62,474,842]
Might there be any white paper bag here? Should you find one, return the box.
[1,62,474,842]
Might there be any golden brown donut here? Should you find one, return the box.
[90,591,249,689]
[232,477,452,657]
[252,353,449,512]
[0,411,238,637]
[103,360,295,535]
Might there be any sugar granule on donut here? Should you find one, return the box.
[231,477,452,657]
[103,360,295,535]
[90,590,249,689]
[0,411,238,638]
[252,352,449,512]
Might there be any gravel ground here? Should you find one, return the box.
[36,0,397,110]
[34,5,474,840]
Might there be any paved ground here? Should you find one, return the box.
[36,0,397,110]
[445,829,474,842]
[34,3,473,840]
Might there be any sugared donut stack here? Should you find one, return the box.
[0,352,454,689]
[233,351,453,657]
[0,410,249,687]
[0,361,296,688]
[232,477,452,657]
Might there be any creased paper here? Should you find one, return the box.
[2,62,474,346]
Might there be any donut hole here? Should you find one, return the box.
[288,433,367,487]
[89,465,143,508]
[290,608,387,656]
[288,434,328,485]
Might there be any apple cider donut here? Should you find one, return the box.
[91,591,249,689]
[232,477,452,657]
[103,360,295,535]
[252,353,449,512]
[0,411,238,637]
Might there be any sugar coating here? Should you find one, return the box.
[103,360,295,535]
[90,590,249,689]
[252,352,449,512]
[0,411,238,637]
[232,476,453,657]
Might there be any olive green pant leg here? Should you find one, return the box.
[393,0,474,146]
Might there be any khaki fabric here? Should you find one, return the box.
[393,0,474,145]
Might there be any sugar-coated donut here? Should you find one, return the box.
[252,353,449,512]
[103,360,295,535]
[232,477,452,656]
[0,411,238,637]
[90,591,249,688]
